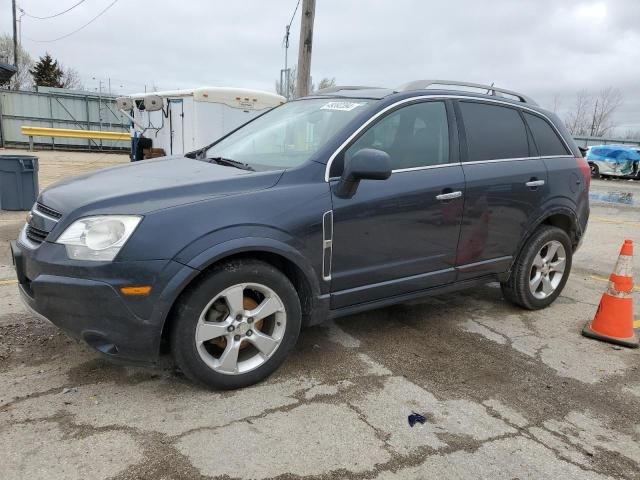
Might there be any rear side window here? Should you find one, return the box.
[459,102,529,161]
[523,112,569,156]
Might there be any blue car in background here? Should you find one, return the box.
[586,145,640,179]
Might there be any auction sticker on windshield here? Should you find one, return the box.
[320,101,364,112]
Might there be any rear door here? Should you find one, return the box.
[329,100,465,309]
[455,100,548,280]
[523,111,587,233]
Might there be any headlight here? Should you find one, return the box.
[56,215,142,261]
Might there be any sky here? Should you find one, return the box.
[2,0,639,133]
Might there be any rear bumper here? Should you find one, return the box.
[10,239,197,363]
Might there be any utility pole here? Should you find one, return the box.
[295,0,315,98]
[12,0,19,90]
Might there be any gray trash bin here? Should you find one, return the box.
[0,155,39,211]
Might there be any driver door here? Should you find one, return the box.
[329,100,465,309]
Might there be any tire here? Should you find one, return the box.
[589,162,600,179]
[501,226,572,310]
[171,259,301,389]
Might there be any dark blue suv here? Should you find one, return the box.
[10,80,590,389]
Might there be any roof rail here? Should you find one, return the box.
[396,80,538,105]
[315,85,383,95]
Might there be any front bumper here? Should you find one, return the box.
[10,239,196,363]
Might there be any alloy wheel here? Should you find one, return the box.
[195,283,287,375]
[528,240,567,299]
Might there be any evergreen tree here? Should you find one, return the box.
[29,53,64,88]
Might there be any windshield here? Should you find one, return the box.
[205,98,373,169]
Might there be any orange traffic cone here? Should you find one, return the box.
[582,239,638,348]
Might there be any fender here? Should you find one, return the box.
[185,235,322,296]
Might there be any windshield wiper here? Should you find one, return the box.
[188,145,207,159]
[207,157,255,171]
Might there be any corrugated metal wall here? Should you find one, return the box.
[0,89,129,151]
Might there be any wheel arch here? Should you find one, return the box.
[530,207,581,249]
[504,208,581,282]
[159,239,326,351]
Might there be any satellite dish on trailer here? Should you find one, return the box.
[116,97,134,110]
[143,95,163,112]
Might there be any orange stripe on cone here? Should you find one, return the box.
[582,239,639,348]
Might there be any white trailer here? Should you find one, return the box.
[116,87,285,156]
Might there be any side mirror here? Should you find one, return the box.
[334,148,392,198]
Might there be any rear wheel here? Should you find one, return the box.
[171,259,301,389]
[501,226,572,310]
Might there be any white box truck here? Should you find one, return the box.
[116,87,286,157]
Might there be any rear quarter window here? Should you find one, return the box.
[523,112,569,157]
[459,101,530,161]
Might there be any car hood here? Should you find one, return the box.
[38,156,282,216]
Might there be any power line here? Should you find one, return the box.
[19,0,87,20]
[283,0,302,48]
[288,0,302,29]
[23,0,120,43]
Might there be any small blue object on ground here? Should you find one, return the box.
[408,412,426,427]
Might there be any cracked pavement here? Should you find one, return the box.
[0,150,639,479]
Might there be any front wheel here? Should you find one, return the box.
[589,162,600,179]
[501,226,572,310]
[171,259,301,389]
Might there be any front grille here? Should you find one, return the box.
[35,203,62,219]
[26,225,49,244]
[22,202,62,248]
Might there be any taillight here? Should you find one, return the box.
[576,156,590,190]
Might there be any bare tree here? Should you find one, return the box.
[0,34,33,90]
[622,128,640,141]
[276,70,338,99]
[60,66,83,90]
[550,94,562,114]
[564,87,623,137]
[315,77,336,92]
[565,90,591,136]
[588,87,623,137]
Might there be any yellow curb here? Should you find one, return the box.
[589,275,640,293]
[0,279,18,286]
[634,320,640,329]
[590,216,640,228]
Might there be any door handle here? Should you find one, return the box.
[525,180,545,188]
[436,191,463,201]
